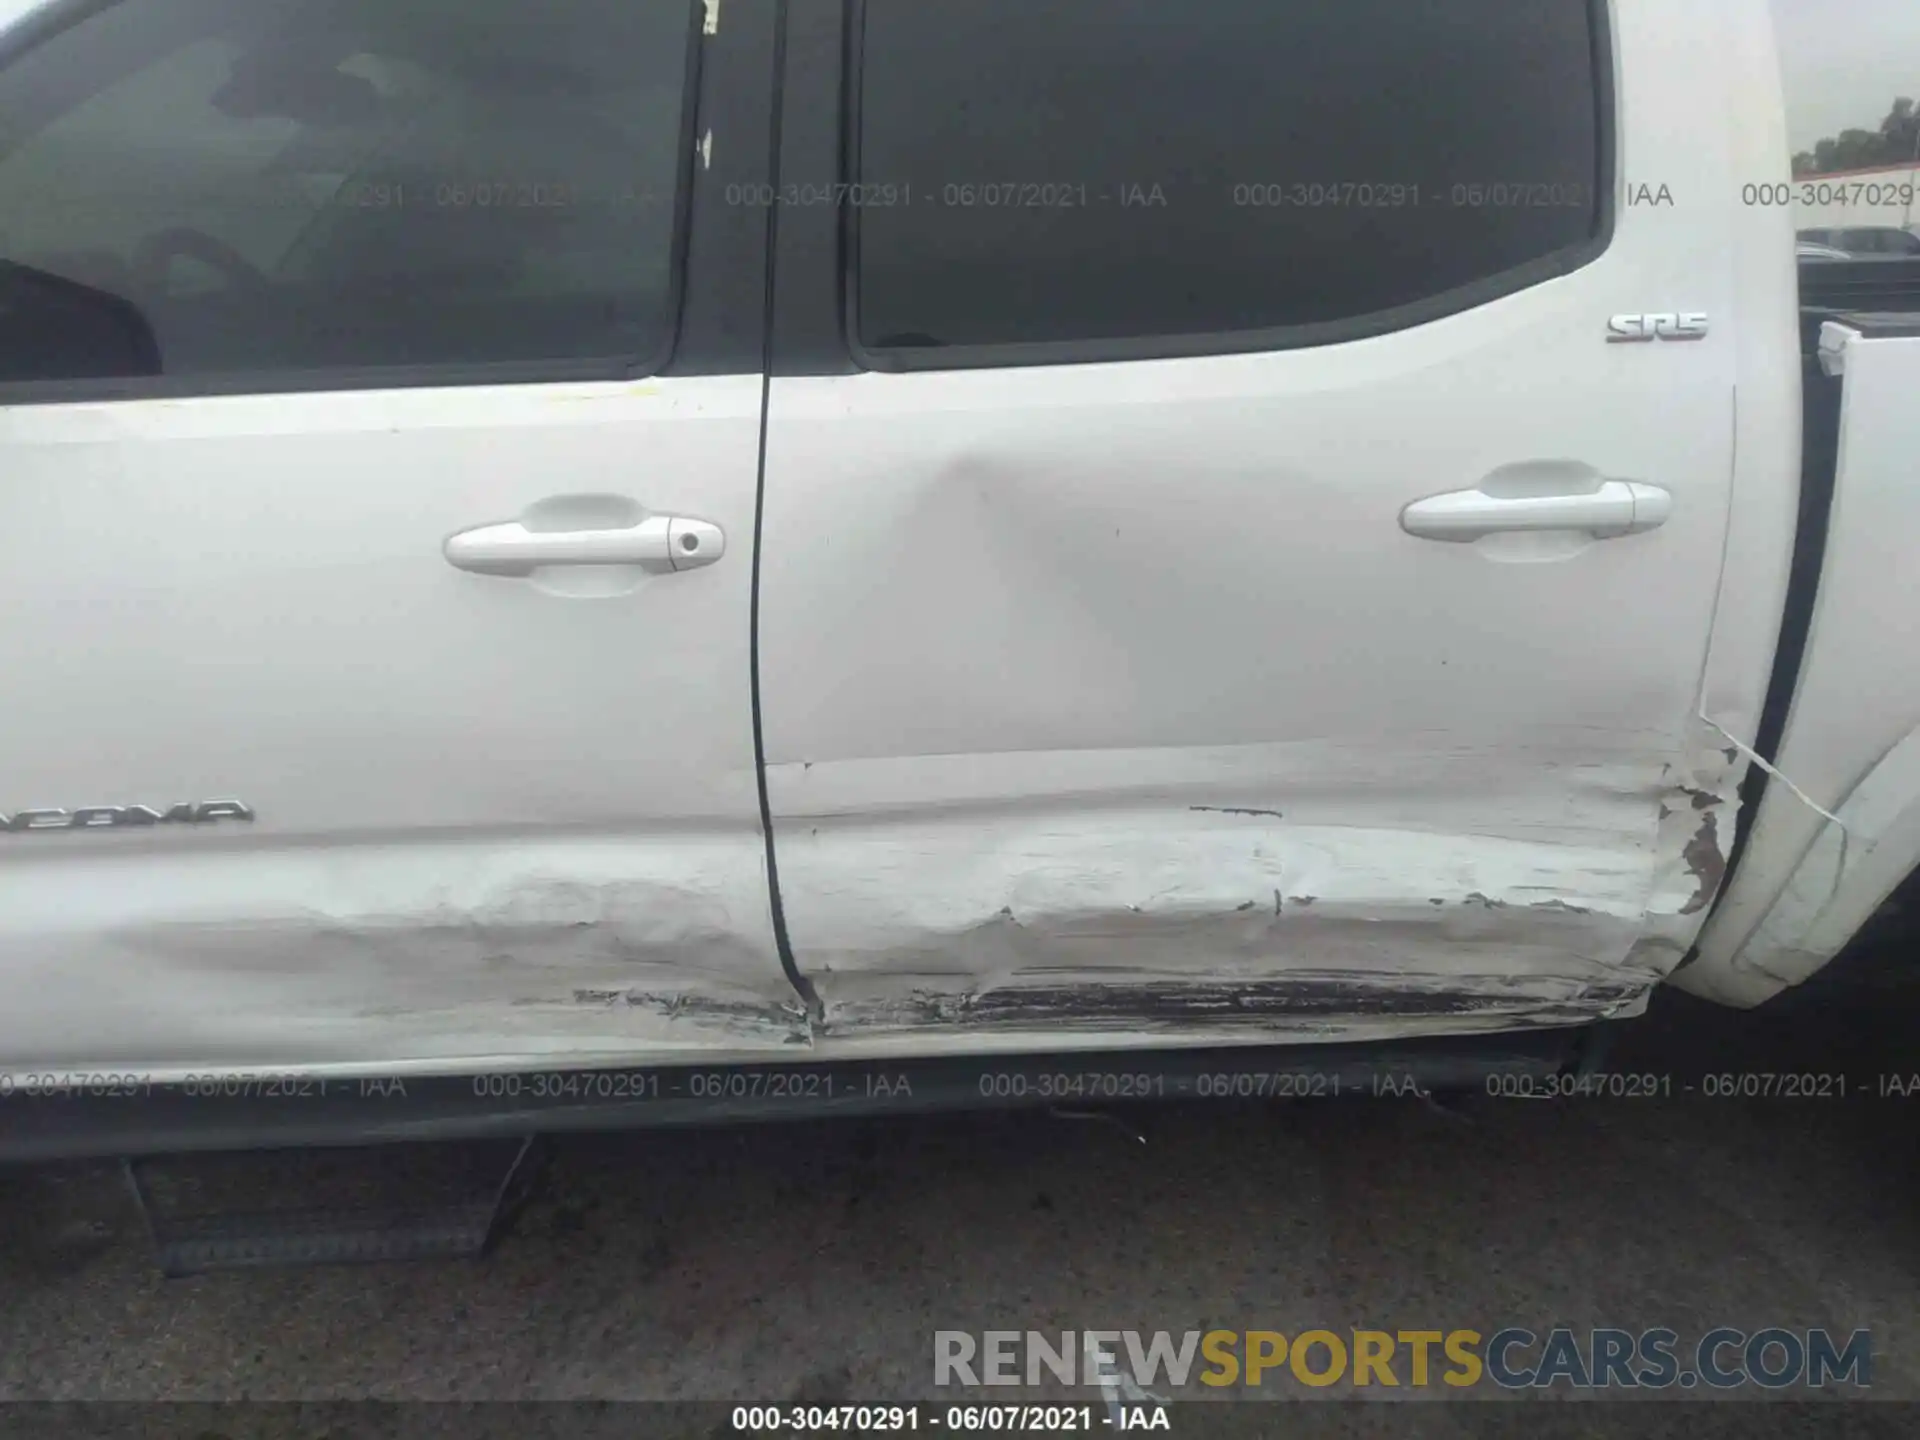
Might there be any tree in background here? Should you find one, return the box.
[1793,96,1920,175]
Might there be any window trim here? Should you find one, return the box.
[840,0,1619,374]
[0,0,711,403]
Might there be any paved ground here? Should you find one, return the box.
[3,943,1918,1438]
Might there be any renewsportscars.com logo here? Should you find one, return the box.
[934,1327,1873,1392]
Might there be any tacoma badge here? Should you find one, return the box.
[0,801,255,833]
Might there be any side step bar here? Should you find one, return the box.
[4,1026,1592,1165]
[51,1030,1601,1273]
[120,1136,546,1275]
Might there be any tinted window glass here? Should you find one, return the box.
[853,0,1604,358]
[0,0,692,385]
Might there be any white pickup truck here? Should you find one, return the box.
[1,0,1917,1157]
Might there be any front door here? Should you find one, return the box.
[0,0,799,1075]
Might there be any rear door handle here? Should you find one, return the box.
[444,514,725,577]
[1400,480,1671,542]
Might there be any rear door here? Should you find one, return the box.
[757,0,1753,1052]
[0,0,799,1076]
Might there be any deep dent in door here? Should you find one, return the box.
[768,737,1741,1050]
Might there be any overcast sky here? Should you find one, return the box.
[0,0,1913,155]
[1775,0,1920,150]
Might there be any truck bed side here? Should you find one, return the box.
[1683,260,1920,1002]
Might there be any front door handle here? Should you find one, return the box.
[444,513,725,577]
[1400,480,1671,542]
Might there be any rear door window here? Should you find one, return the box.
[851,0,1608,364]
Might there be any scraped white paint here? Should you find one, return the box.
[1735,729,1920,994]
[773,736,1740,1054]
[0,833,799,1077]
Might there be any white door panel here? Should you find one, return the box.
[760,0,1749,1052]
[0,384,797,1075]
[2,384,761,831]
[763,310,1728,754]
[0,0,798,1079]
[761,297,1734,1050]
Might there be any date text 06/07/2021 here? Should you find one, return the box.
[729,1405,1168,1434]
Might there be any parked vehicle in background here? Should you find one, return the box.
[1,0,1919,1163]
[1797,239,1853,261]
[1798,226,1920,257]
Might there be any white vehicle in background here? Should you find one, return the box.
[1,0,1919,1167]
